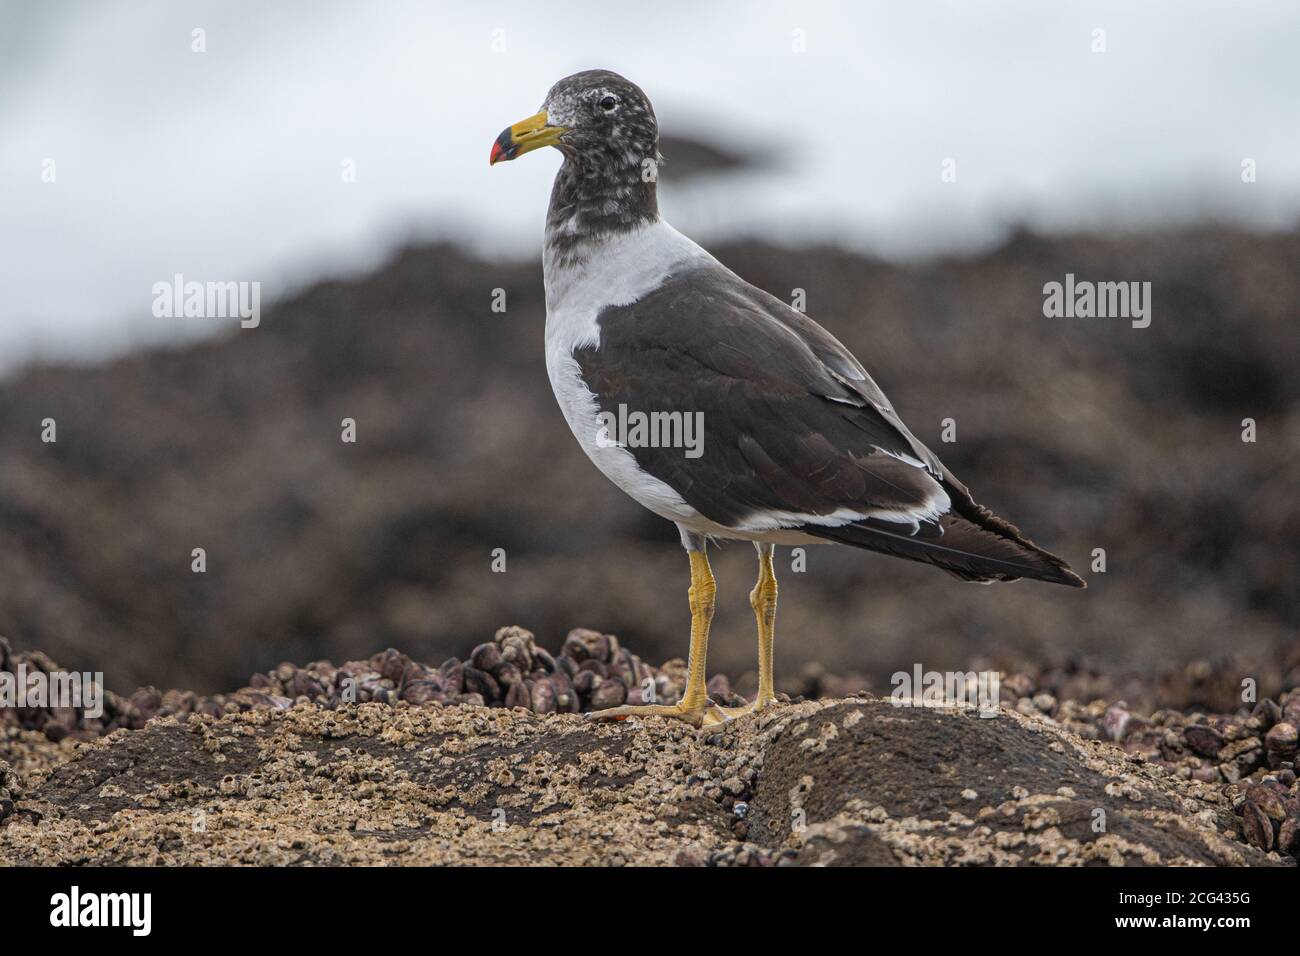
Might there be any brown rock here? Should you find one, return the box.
[1252,698,1282,729]
[438,658,464,695]
[375,649,409,684]
[463,666,500,703]
[1222,737,1265,777]
[531,646,556,674]
[1247,784,1288,822]
[504,681,531,710]
[530,677,557,714]
[578,659,607,677]
[402,680,442,704]
[1240,800,1274,852]
[1264,722,1298,769]
[493,663,522,688]
[591,679,627,710]
[496,629,537,676]
[549,670,577,712]
[129,686,163,716]
[1101,704,1131,742]
[288,671,324,699]
[1277,811,1300,855]
[563,629,610,664]
[470,642,502,673]
[1183,723,1225,758]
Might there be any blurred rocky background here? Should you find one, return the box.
[0,225,1296,695]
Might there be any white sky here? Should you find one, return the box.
[1,0,1298,368]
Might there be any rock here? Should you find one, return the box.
[0,697,1284,867]
[1241,800,1274,853]
[1279,810,1300,855]
[572,670,597,695]
[1,631,1296,866]
[470,643,502,673]
[0,760,21,823]
[129,686,163,717]
[1222,737,1265,778]
[504,681,530,711]
[563,628,610,664]
[1265,722,1298,769]
[590,679,627,710]
[42,723,68,743]
[1101,704,1131,742]
[439,658,464,695]
[1253,699,1283,729]
[494,663,523,688]
[530,677,557,715]
[463,666,500,703]
[1183,724,1225,758]
[1245,784,1288,822]
[401,680,442,705]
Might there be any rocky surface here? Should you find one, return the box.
[0,695,1285,867]
[2,629,1297,866]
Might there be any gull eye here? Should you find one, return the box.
[599,95,618,111]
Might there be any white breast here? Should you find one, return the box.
[543,218,714,339]
[543,220,713,526]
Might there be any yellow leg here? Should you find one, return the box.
[587,548,727,728]
[715,544,779,719]
[752,544,778,707]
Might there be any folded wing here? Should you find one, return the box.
[576,263,1083,587]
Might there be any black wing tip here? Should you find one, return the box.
[1007,548,1087,588]
[945,495,1087,589]
[804,515,1089,589]
[1028,563,1088,589]
[976,547,1088,589]
[1059,566,1088,589]
[951,563,1087,588]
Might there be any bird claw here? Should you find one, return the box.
[585,701,718,728]
[585,697,777,730]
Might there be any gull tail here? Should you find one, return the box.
[806,491,1086,588]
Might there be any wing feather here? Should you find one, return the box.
[574,261,1083,587]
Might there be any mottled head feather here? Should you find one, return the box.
[541,70,662,265]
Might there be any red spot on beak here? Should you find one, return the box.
[489,139,504,166]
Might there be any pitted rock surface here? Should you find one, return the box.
[1,697,1287,866]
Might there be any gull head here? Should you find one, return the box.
[490,69,659,172]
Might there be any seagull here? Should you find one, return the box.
[491,70,1084,728]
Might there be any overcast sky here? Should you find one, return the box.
[2,0,1298,368]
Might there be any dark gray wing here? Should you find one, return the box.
[576,264,949,529]
[575,262,1084,587]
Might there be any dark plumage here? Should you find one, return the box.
[577,266,1084,587]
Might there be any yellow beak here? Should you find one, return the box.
[489,110,567,165]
